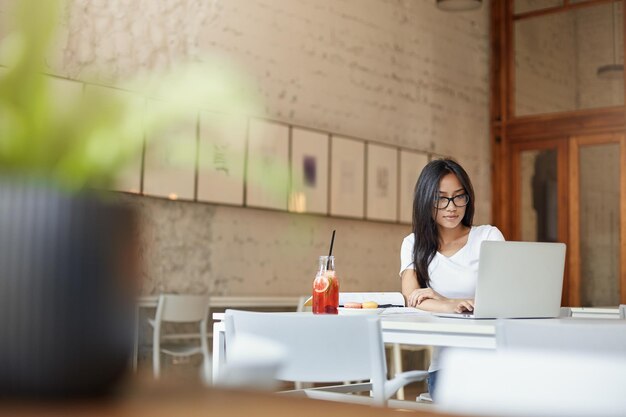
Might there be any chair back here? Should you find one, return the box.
[496,319,626,354]
[224,310,386,402]
[155,294,210,323]
[437,349,626,417]
[296,295,311,312]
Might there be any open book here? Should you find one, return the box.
[379,306,430,315]
[339,292,405,306]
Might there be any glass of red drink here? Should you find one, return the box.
[313,255,339,314]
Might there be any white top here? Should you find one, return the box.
[399,224,505,371]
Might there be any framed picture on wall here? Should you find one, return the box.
[289,128,329,214]
[49,75,84,108]
[399,150,429,224]
[143,99,197,201]
[83,84,145,194]
[197,111,246,206]
[246,119,289,210]
[366,143,398,222]
[330,136,365,218]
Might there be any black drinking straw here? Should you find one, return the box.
[327,230,336,268]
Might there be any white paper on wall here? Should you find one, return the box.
[83,84,145,194]
[289,127,329,215]
[246,119,289,210]
[143,99,197,200]
[330,136,365,218]
[366,143,398,222]
[48,76,84,123]
[197,111,246,205]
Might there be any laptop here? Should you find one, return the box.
[434,241,566,319]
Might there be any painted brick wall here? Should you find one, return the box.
[515,11,577,116]
[3,0,492,295]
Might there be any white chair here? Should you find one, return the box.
[495,319,626,354]
[222,310,428,407]
[296,295,311,313]
[619,304,626,319]
[434,319,626,416]
[389,341,431,400]
[300,292,431,400]
[436,349,626,417]
[150,294,210,379]
[338,292,431,401]
[217,333,287,391]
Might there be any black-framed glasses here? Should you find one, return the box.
[434,194,470,209]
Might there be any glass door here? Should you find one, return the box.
[568,133,626,307]
[510,139,569,303]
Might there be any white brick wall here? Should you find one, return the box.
[4,0,493,295]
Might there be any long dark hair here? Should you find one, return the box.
[412,158,475,288]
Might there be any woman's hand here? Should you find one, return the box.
[407,287,445,307]
[452,299,474,313]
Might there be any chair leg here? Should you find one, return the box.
[132,305,139,372]
[392,343,404,400]
[153,340,160,379]
[201,356,211,385]
[200,319,211,385]
[424,346,432,370]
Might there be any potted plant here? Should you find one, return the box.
[0,0,253,397]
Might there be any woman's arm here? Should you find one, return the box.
[401,269,474,313]
[401,269,419,302]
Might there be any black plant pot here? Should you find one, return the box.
[0,179,139,398]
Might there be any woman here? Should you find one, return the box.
[399,158,504,398]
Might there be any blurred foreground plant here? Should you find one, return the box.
[0,0,257,191]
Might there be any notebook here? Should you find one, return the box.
[434,241,566,319]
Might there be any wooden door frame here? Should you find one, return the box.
[491,0,626,306]
[568,133,626,306]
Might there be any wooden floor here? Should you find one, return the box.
[1,382,446,417]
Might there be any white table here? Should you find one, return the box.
[380,314,497,349]
[380,307,621,350]
[211,308,622,381]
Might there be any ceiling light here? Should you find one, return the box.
[597,64,624,80]
[436,0,482,11]
[597,2,624,80]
